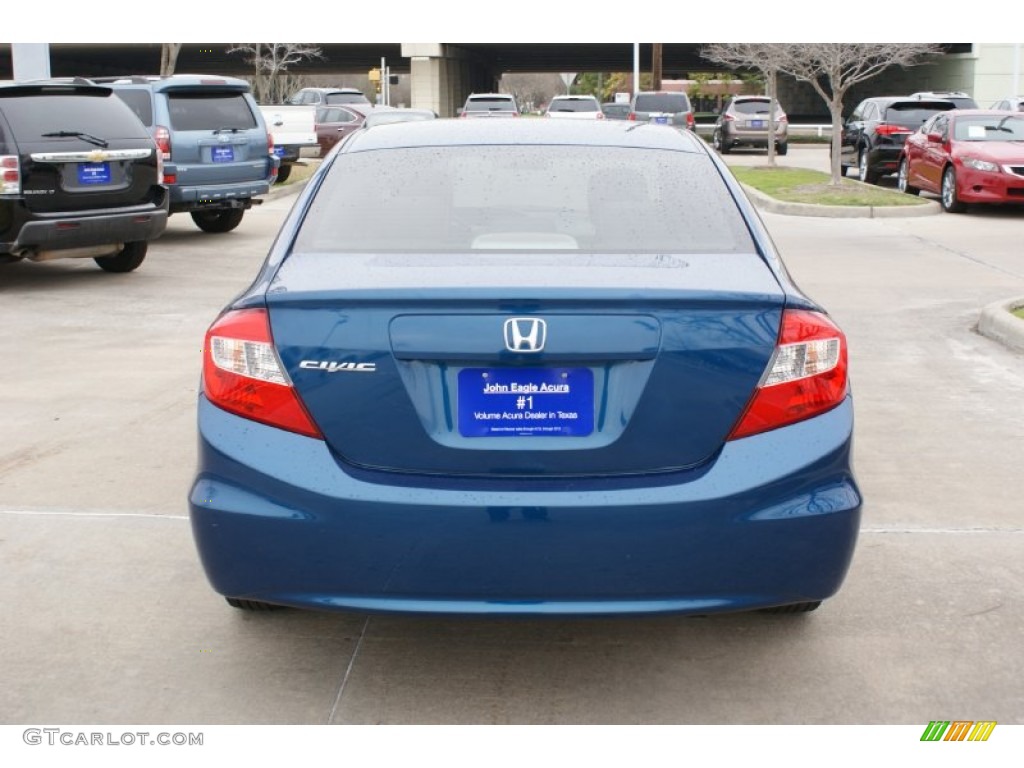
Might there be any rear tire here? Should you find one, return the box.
[225,597,283,611]
[760,601,822,614]
[94,241,147,273]
[897,157,919,195]
[858,147,879,184]
[776,141,788,156]
[191,208,245,233]
[275,164,292,184]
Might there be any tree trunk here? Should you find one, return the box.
[766,68,777,168]
[160,44,182,77]
[829,101,844,186]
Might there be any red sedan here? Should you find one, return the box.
[898,110,1024,212]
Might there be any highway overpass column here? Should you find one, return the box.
[403,44,497,118]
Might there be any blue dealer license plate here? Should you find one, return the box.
[78,162,111,185]
[458,368,594,437]
[212,146,235,163]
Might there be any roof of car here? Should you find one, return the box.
[91,74,251,91]
[345,118,706,153]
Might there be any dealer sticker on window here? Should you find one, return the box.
[458,368,594,437]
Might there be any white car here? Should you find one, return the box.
[545,94,604,119]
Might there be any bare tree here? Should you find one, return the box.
[227,43,324,104]
[777,43,941,185]
[703,44,790,167]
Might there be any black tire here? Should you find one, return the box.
[274,163,292,184]
[897,157,919,195]
[94,241,147,273]
[225,597,283,611]
[760,601,822,614]
[776,141,788,156]
[858,147,880,184]
[941,166,966,213]
[191,208,245,233]
[719,135,731,155]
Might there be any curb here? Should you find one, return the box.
[740,182,942,218]
[266,179,309,201]
[977,297,1024,353]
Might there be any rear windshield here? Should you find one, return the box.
[465,98,516,112]
[549,98,599,112]
[635,94,690,113]
[733,100,774,115]
[0,92,149,140]
[953,115,1024,141]
[294,146,756,254]
[884,103,953,127]
[325,92,370,105]
[112,89,154,126]
[167,92,257,131]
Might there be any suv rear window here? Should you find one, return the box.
[294,146,754,254]
[884,102,954,128]
[549,98,599,112]
[113,89,154,126]
[167,92,257,131]
[465,97,516,112]
[635,94,690,113]
[0,92,148,139]
[733,100,771,115]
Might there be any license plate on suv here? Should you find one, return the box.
[77,162,111,185]
[211,146,235,163]
[458,368,594,437]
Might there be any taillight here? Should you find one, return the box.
[686,112,695,130]
[724,114,735,122]
[875,124,912,137]
[203,309,322,439]
[154,125,171,161]
[596,112,605,120]
[267,134,278,182]
[628,113,636,121]
[727,310,848,440]
[154,141,164,185]
[779,114,788,123]
[0,155,21,195]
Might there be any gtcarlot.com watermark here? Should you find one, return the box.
[23,728,203,747]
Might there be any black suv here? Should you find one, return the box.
[0,81,168,272]
[839,96,956,184]
[96,75,277,233]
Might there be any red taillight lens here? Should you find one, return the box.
[628,113,636,121]
[779,114,788,123]
[875,124,912,137]
[686,112,695,130]
[727,310,848,440]
[0,155,21,195]
[154,126,171,161]
[202,309,322,439]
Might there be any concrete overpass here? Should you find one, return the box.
[0,42,997,118]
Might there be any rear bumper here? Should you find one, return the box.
[168,179,271,212]
[189,396,861,616]
[1,197,168,256]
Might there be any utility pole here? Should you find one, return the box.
[652,43,663,91]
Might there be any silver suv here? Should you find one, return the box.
[459,93,519,118]
[712,96,788,155]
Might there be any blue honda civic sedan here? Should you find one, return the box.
[189,119,861,616]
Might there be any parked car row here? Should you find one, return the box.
[834,90,1024,212]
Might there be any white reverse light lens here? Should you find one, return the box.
[211,337,287,385]
[762,339,841,387]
